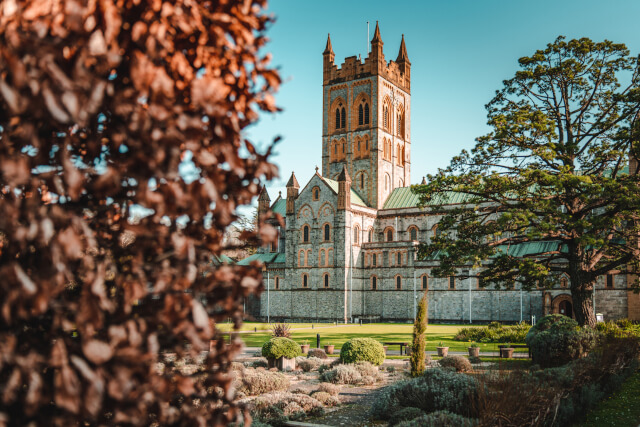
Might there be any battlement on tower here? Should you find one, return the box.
[324,54,410,92]
[323,23,410,93]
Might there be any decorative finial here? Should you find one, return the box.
[315,166,319,174]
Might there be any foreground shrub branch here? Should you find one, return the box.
[0,1,280,425]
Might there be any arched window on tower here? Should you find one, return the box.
[422,274,428,290]
[354,225,360,245]
[324,274,329,288]
[358,104,363,125]
[368,228,373,242]
[364,103,369,124]
[341,107,346,129]
[360,173,364,189]
[384,105,389,130]
[303,225,310,243]
[324,224,331,241]
[275,276,280,289]
[396,276,402,290]
[397,110,405,137]
[371,276,377,290]
[335,108,340,129]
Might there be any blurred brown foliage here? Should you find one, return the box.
[0,0,280,425]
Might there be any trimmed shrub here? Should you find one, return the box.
[246,391,324,424]
[250,359,268,369]
[317,364,330,374]
[389,407,424,426]
[353,361,378,378]
[596,320,640,338]
[307,348,328,359]
[396,410,478,427]
[340,338,385,366]
[236,368,290,396]
[317,382,340,396]
[310,391,340,407]
[439,356,473,372]
[371,368,480,419]
[455,321,530,343]
[296,356,323,372]
[319,364,362,385]
[262,337,302,360]
[526,314,599,367]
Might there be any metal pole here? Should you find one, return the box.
[267,271,270,324]
[350,247,353,324]
[469,275,472,324]
[520,288,523,323]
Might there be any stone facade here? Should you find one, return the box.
[240,24,638,323]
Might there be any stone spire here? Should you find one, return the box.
[371,21,382,44]
[369,21,385,75]
[257,185,270,225]
[323,33,334,55]
[286,172,299,215]
[421,176,427,185]
[396,34,409,63]
[323,33,336,83]
[337,165,351,210]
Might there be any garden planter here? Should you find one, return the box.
[468,347,480,357]
[267,357,296,371]
[300,344,310,354]
[324,345,335,355]
[500,347,514,358]
[437,347,449,357]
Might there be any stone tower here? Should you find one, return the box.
[321,22,411,209]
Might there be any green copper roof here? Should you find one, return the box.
[211,254,235,265]
[237,252,286,266]
[382,187,472,209]
[271,198,286,216]
[321,177,367,207]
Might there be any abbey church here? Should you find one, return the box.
[239,23,640,323]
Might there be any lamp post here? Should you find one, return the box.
[263,265,270,324]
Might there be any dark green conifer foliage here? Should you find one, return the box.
[411,291,428,377]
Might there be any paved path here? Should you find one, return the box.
[236,346,529,359]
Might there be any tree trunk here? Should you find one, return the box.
[571,286,596,328]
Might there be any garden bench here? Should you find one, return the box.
[498,344,530,358]
[382,342,410,355]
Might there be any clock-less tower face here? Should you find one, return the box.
[321,27,411,209]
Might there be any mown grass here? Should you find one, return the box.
[578,369,640,427]
[221,323,528,353]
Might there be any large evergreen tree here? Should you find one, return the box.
[414,37,640,327]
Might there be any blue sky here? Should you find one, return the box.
[246,0,640,205]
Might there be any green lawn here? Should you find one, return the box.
[221,323,527,353]
[578,369,640,427]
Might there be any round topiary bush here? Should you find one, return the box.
[525,314,599,368]
[262,337,302,360]
[339,338,385,366]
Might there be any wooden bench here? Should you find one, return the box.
[498,344,530,358]
[383,342,410,355]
